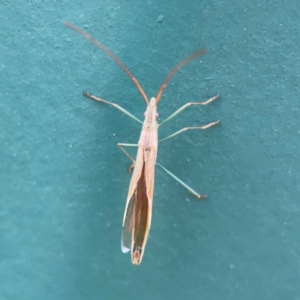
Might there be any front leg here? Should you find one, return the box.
[84,92,143,125]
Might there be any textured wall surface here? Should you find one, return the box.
[1,0,299,299]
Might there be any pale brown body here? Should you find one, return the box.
[65,21,220,265]
[121,98,158,264]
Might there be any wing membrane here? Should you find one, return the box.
[121,195,135,253]
[131,161,149,264]
[121,148,144,253]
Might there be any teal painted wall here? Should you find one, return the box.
[1,0,299,299]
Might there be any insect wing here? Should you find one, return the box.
[121,148,143,253]
[131,148,156,264]
[121,195,135,253]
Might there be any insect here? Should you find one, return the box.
[65,21,220,265]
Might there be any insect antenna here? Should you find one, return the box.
[64,21,149,104]
[155,48,208,104]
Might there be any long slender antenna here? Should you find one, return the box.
[64,21,149,104]
[155,48,208,104]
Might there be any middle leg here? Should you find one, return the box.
[159,120,220,143]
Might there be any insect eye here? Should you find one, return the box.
[155,113,159,118]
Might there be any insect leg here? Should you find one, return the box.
[159,120,220,143]
[156,163,207,199]
[84,92,143,124]
[158,94,219,128]
[117,143,138,173]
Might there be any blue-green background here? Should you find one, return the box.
[1,1,300,299]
